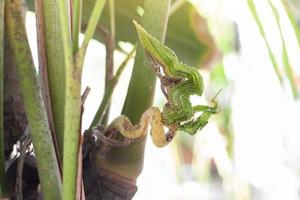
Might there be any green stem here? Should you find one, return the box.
[35,0,62,172]
[90,45,137,129]
[57,0,106,198]
[72,0,82,53]
[268,0,298,98]
[41,0,66,159]
[74,0,106,79]
[5,0,62,199]
[55,0,81,199]
[81,0,106,51]
[0,0,6,197]
[96,0,171,180]
[247,0,283,83]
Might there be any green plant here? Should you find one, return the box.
[2,0,217,199]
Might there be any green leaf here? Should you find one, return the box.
[82,0,217,67]
[166,2,217,67]
[26,0,217,67]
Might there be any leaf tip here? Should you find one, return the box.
[132,20,144,41]
[132,20,156,53]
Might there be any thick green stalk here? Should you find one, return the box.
[58,0,106,198]
[247,0,283,83]
[5,0,62,199]
[268,0,298,98]
[35,0,62,172]
[0,0,6,197]
[55,0,81,199]
[96,0,171,180]
[42,0,66,158]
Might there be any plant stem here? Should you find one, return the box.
[35,0,61,172]
[96,0,171,180]
[41,0,67,159]
[81,0,106,51]
[5,0,62,199]
[98,26,114,125]
[55,0,81,199]
[0,0,6,197]
[90,45,136,129]
[247,0,283,83]
[101,0,115,125]
[73,0,106,79]
[58,0,106,198]
[72,0,82,53]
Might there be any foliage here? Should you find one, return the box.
[1,0,219,199]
